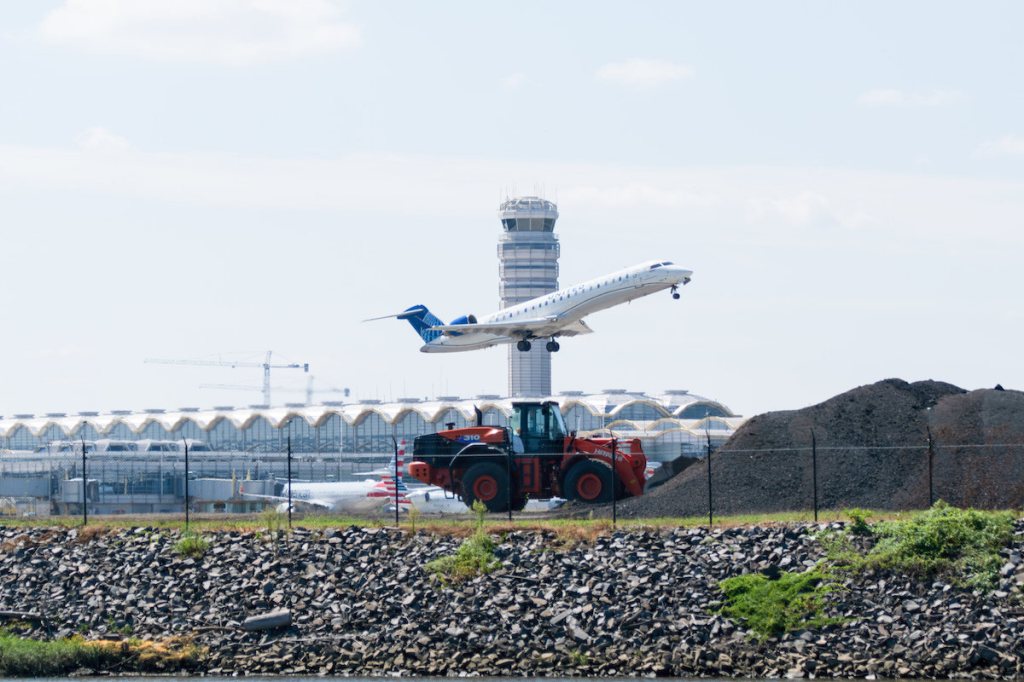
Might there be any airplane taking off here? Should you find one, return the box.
[368,260,692,353]
[239,454,411,514]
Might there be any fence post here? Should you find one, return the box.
[811,430,818,523]
[927,427,934,507]
[396,439,402,527]
[611,438,617,527]
[47,445,53,516]
[287,434,293,530]
[81,438,87,526]
[507,445,513,522]
[392,437,400,527]
[183,439,190,531]
[706,430,713,529]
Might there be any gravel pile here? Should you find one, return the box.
[927,387,1024,508]
[1,523,1023,677]
[619,379,1024,517]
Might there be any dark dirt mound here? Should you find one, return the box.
[927,388,1024,509]
[724,378,964,450]
[617,379,1024,516]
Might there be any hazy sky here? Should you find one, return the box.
[1,1,1022,419]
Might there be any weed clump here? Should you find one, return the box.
[425,501,501,582]
[859,502,1014,590]
[844,508,873,535]
[0,631,119,675]
[173,531,209,559]
[718,568,839,639]
[0,630,203,675]
[259,509,286,535]
[568,649,590,666]
[407,505,422,534]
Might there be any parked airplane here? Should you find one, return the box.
[239,454,411,514]
[367,260,692,353]
[404,486,566,514]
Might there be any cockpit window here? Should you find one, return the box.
[650,263,662,270]
[662,261,673,265]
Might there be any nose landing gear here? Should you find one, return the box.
[670,285,681,300]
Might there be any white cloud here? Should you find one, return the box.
[501,72,527,90]
[0,142,1021,250]
[858,88,966,107]
[560,183,719,209]
[27,345,86,361]
[38,0,361,66]
[76,127,131,153]
[745,190,875,230]
[976,134,1024,157]
[749,191,836,227]
[596,58,694,88]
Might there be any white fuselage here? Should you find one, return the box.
[240,479,403,514]
[405,486,565,514]
[421,260,692,352]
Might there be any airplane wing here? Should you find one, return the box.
[558,319,594,337]
[430,316,593,339]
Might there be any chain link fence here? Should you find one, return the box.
[1,438,1021,522]
[0,447,394,519]
[597,440,1024,523]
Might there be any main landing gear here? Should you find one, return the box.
[670,285,681,300]
[516,338,560,352]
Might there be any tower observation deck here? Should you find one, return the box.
[497,196,560,397]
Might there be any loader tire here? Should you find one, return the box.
[462,462,509,513]
[565,460,614,504]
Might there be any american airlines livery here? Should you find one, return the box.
[368,260,692,353]
[239,452,411,514]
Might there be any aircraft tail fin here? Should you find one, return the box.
[397,305,444,344]
[363,305,445,344]
[369,440,411,505]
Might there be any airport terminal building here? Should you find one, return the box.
[0,389,743,462]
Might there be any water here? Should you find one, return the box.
[0,671,720,675]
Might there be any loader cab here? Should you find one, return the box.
[511,401,568,455]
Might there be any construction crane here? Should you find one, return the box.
[200,376,349,405]
[144,351,309,406]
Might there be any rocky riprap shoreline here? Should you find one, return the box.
[1,522,1023,678]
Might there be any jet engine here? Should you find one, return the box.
[449,314,477,325]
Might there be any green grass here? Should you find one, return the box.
[425,501,503,582]
[0,508,912,530]
[568,649,590,666]
[424,531,502,582]
[0,631,120,675]
[843,508,874,535]
[0,506,1006,550]
[718,568,840,640]
[0,630,203,675]
[716,503,1019,638]
[827,502,1016,590]
[259,509,286,534]
[172,531,210,558]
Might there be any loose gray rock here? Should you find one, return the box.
[0,522,1021,677]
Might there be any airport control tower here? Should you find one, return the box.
[498,196,560,397]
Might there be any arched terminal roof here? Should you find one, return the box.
[0,390,740,440]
